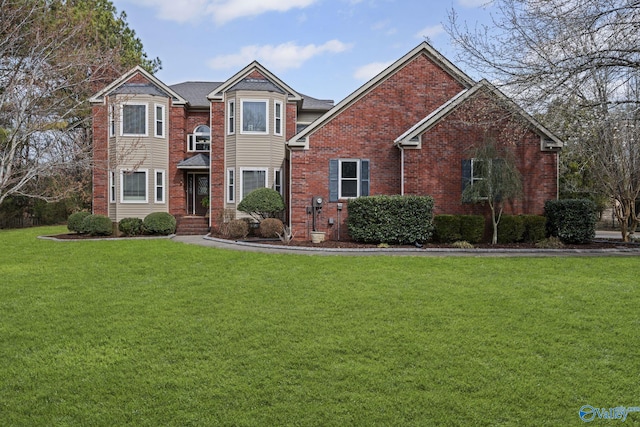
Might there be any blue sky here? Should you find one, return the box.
[111,0,494,102]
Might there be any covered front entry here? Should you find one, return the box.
[187,172,209,216]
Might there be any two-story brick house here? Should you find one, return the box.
[90,42,562,240]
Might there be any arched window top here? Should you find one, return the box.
[194,125,210,135]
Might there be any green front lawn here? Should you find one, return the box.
[1,226,638,426]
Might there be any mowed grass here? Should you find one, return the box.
[1,226,639,426]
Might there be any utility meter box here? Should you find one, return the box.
[312,196,324,208]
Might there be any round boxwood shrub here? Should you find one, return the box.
[259,218,284,238]
[82,214,113,236]
[433,215,462,243]
[227,219,249,239]
[143,212,176,235]
[119,217,145,236]
[67,211,91,233]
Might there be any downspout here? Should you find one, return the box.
[285,144,293,230]
[399,144,405,195]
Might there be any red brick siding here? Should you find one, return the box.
[168,102,187,217]
[210,102,226,229]
[290,53,467,240]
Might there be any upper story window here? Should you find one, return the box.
[228,100,235,135]
[108,104,115,137]
[274,101,283,136]
[121,103,147,136]
[188,125,210,152]
[154,104,165,138]
[241,99,268,134]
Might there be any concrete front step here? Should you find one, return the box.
[176,216,210,235]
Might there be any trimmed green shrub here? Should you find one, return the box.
[347,195,434,244]
[545,199,596,244]
[82,214,113,236]
[143,212,176,235]
[521,215,546,243]
[259,218,284,238]
[497,215,525,243]
[119,217,145,236]
[459,215,485,244]
[433,215,461,243]
[237,188,285,220]
[67,211,91,233]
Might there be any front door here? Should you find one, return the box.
[187,173,209,216]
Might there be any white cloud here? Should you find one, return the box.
[128,0,318,25]
[208,40,352,71]
[353,61,393,81]
[414,24,445,40]
[457,0,493,7]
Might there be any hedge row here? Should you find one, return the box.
[433,215,485,243]
[347,195,435,244]
[67,212,177,236]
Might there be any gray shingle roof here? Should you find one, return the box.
[169,81,333,112]
[170,82,222,108]
[177,153,210,169]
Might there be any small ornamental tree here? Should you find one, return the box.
[237,188,285,221]
[462,139,523,244]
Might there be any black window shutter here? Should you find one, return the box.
[329,159,338,202]
[360,159,370,197]
[462,159,472,192]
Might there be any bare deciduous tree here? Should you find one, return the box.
[448,0,640,241]
[0,0,158,207]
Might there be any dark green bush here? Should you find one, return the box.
[237,188,285,220]
[119,217,145,236]
[67,211,91,233]
[459,215,485,244]
[545,199,596,244]
[347,195,434,244]
[259,218,284,238]
[82,214,113,236]
[497,215,525,243]
[433,215,461,243]
[143,212,176,235]
[521,215,546,243]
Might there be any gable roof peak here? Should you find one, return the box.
[207,61,301,101]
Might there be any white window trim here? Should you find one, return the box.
[120,102,148,137]
[240,99,269,135]
[274,100,283,136]
[108,104,115,137]
[227,168,235,203]
[109,171,116,203]
[273,169,282,195]
[338,159,360,199]
[188,125,211,152]
[154,103,165,138]
[154,169,165,204]
[240,167,268,201]
[120,169,148,203]
[228,100,235,135]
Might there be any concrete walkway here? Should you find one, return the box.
[171,231,640,257]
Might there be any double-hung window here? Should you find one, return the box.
[329,159,370,201]
[121,103,147,136]
[108,104,115,137]
[121,169,148,203]
[188,125,210,152]
[241,100,268,134]
[228,100,235,135]
[109,171,116,202]
[241,168,267,200]
[227,168,235,203]
[274,101,283,136]
[155,170,165,203]
[154,104,165,138]
[274,169,282,195]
